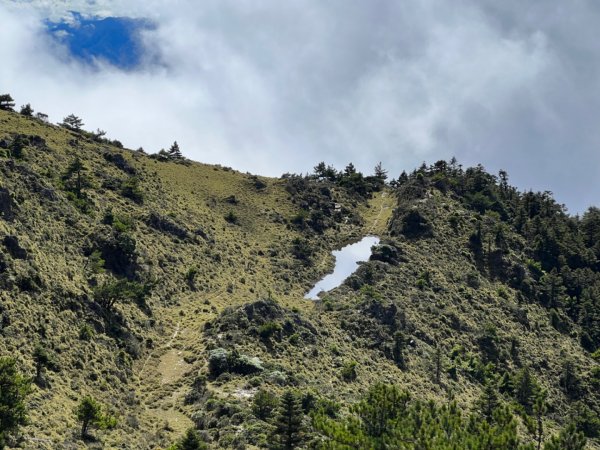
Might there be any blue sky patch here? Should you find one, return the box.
[46,12,155,70]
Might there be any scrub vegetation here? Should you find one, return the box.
[0,100,598,449]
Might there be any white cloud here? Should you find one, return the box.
[1,0,600,212]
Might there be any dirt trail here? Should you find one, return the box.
[367,189,395,235]
[135,292,223,435]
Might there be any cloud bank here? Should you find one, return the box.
[1,0,599,213]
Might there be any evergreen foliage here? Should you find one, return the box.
[0,94,15,111]
[0,358,30,449]
[271,390,304,450]
[93,278,151,314]
[314,383,530,449]
[19,104,33,116]
[75,396,116,438]
[252,389,278,420]
[32,344,53,385]
[171,428,207,450]
[61,114,84,131]
[391,159,600,352]
[544,423,586,450]
[168,141,183,160]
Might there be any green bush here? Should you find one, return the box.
[79,324,94,341]
[120,177,144,204]
[208,348,263,378]
[224,211,238,224]
[341,361,358,382]
[252,389,278,420]
[0,358,30,448]
[169,428,207,450]
[258,321,282,340]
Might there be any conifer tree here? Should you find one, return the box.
[168,141,183,160]
[61,114,84,131]
[63,157,90,199]
[512,367,538,413]
[32,344,52,385]
[392,331,406,369]
[75,396,116,438]
[479,379,500,422]
[19,103,33,116]
[0,94,15,111]
[374,161,388,180]
[0,358,30,448]
[344,162,356,176]
[544,423,586,450]
[534,392,547,450]
[271,390,304,450]
[76,396,102,438]
[173,428,207,450]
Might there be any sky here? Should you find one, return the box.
[1,1,599,214]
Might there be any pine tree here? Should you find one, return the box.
[512,367,539,413]
[61,114,84,131]
[252,389,278,420]
[374,161,388,180]
[0,94,15,111]
[76,396,102,438]
[174,428,207,450]
[32,344,51,385]
[75,396,116,438]
[19,103,33,116]
[62,157,90,199]
[344,162,356,176]
[544,423,586,450]
[168,141,183,160]
[478,379,500,422]
[271,390,304,450]
[392,331,406,369]
[0,358,30,448]
[534,392,547,450]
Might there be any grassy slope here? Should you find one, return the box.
[0,110,371,448]
[1,109,598,449]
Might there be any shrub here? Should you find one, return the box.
[258,321,282,340]
[291,238,312,263]
[224,211,238,224]
[341,361,358,382]
[120,177,144,204]
[252,389,278,420]
[185,266,199,288]
[94,278,151,314]
[79,324,94,341]
[208,348,263,378]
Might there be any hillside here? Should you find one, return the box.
[0,107,599,449]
